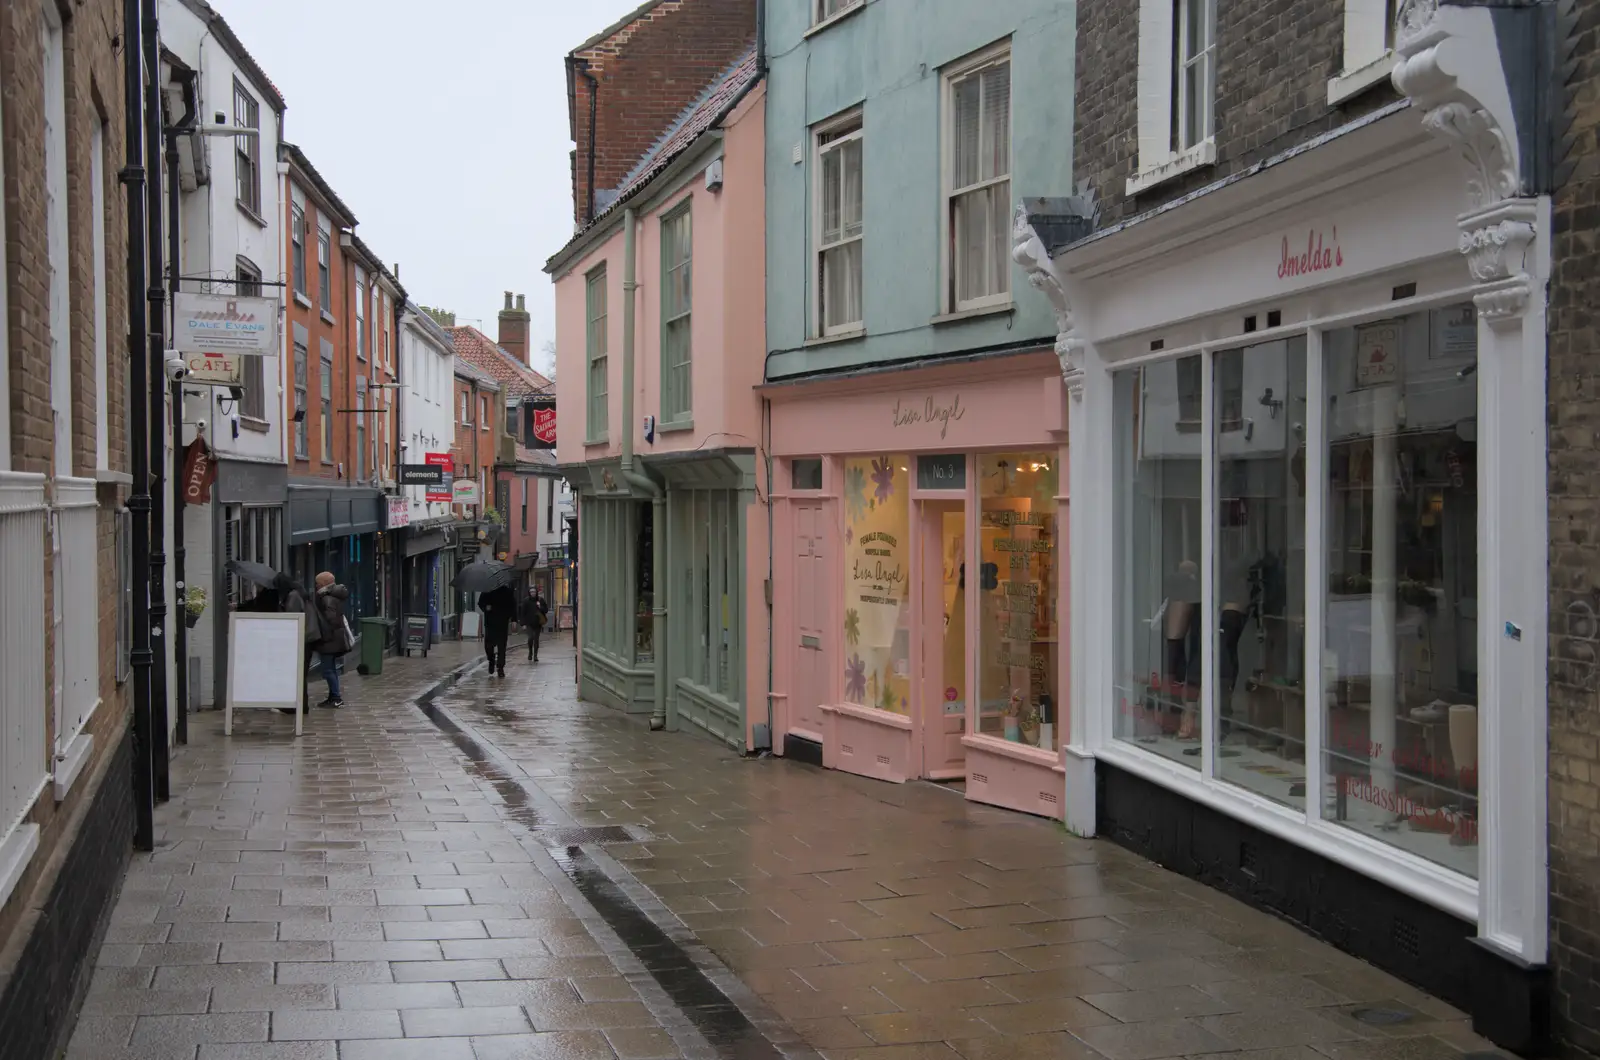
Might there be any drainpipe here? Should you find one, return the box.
[617,208,667,732]
[578,60,599,227]
[166,68,198,747]
[143,0,171,802]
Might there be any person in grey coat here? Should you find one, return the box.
[311,572,351,708]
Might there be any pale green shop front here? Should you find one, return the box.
[566,451,756,748]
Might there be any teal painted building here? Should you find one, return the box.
[763,0,1077,380]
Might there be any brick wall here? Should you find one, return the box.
[1547,1,1600,1053]
[0,0,134,1045]
[569,0,756,224]
[1074,0,1400,228]
[450,376,500,518]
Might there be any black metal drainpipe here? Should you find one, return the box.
[166,70,198,747]
[579,59,598,226]
[143,0,171,802]
[120,0,155,852]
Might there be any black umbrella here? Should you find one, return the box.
[226,559,282,589]
[453,559,515,594]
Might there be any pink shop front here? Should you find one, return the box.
[765,352,1071,818]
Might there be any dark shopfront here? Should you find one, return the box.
[287,484,384,641]
[209,459,288,708]
[401,520,456,642]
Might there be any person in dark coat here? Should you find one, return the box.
[274,573,319,715]
[478,584,516,677]
[311,572,351,707]
[519,586,549,662]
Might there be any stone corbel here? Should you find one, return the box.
[1011,204,1085,400]
[1460,199,1537,328]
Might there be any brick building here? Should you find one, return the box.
[565,0,756,226]
[1013,0,1562,1051]
[450,359,501,523]
[0,0,137,1055]
[1547,0,1600,1054]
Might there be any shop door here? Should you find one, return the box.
[920,500,967,778]
[792,502,829,742]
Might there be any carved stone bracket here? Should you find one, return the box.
[1011,204,1085,400]
[1459,201,1537,286]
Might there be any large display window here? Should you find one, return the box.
[1108,302,1480,880]
[842,455,911,713]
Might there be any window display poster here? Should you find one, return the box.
[843,455,911,713]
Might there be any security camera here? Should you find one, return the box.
[164,356,188,381]
[194,417,207,433]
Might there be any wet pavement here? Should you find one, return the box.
[67,635,1504,1060]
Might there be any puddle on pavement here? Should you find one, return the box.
[413,663,787,1060]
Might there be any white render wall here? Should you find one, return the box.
[401,306,455,524]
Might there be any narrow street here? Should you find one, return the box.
[68,642,1501,1060]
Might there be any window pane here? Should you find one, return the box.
[822,147,842,244]
[842,455,911,714]
[981,63,1010,181]
[977,452,1060,748]
[792,459,823,491]
[1322,305,1479,878]
[841,139,863,239]
[1113,358,1204,769]
[822,241,862,330]
[989,178,1011,297]
[1213,337,1307,808]
[952,75,981,190]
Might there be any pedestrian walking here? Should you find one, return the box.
[520,585,549,662]
[479,583,516,677]
[311,572,353,708]
[274,573,319,716]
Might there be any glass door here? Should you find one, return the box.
[920,499,967,778]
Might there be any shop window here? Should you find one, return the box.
[842,455,910,713]
[791,459,823,491]
[1212,337,1307,808]
[1321,305,1478,877]
[976,452,1060,748]
[1112,355,1204,770]
[679,490,742,701]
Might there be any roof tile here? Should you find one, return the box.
[447,326,553,400]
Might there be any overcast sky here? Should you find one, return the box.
[215,0,644,376]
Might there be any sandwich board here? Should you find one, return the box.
[226,611,305,736]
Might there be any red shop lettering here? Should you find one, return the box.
[1278,227,1343,279]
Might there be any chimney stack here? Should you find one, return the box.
[498,290,532,366]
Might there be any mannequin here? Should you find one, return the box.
[1163,560,1201,737]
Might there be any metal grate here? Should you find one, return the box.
[1391,916,1420,957]
[1239,841,1259,878]
[971,773,989,785]
[1351,1007,1414,1026]
[533,825,641,846]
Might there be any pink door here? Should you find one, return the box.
[792,503,829,741]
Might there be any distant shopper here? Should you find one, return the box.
[479,584,516,677]
[275,573,320,716]
[520,586,549,662]
[312,572,352,708]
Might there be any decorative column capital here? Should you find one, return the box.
[1012,204,1085,402]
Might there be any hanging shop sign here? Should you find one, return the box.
[453,479,480,505]
[384,496,411,529]
[180,437,217,505]
[527,398,557,449]
[183,351,243,386]
[174,292,278,356]
[424,452,453,503]
[398,463,445,486]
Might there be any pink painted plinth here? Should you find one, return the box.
[962,734,1066,819]
[822,702,912,784]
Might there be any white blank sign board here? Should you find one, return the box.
[461,611,481,639]
[226,611,305,736]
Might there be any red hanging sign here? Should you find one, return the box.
[181,438,216,506]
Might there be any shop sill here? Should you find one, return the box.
[932,302,1013,327]
[320,310,336,326]
[658,417,694,435]
[821,701,912,730]
[94,469,133,486]
[294,291,312,310]
[804,328,866,349]
[804,0,865,38]
[1093,739,1479,922]
[239,416,269,434]
[1125,140,1217,197]
[236,200,269,229]
[584,435,609,447]
[53,730,94,802]
[1328,53,1396,106]
[0,822,39,912]
[963,732,1061,769]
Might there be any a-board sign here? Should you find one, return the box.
[404,614,430,657]
[461,611,481,639]
[225,611,305,736]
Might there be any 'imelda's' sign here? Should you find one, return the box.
[1278,226,1343,279]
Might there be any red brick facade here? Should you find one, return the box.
[450,370,500,521]
[567,0,756,224]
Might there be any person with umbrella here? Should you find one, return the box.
[454,559,516,678]
[228,561,319,715]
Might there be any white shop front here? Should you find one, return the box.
[1014,13,1550,1044]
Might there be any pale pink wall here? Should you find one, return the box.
[554,84,767,467]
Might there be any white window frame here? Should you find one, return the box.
[585,264,609,442]
[42,0,70,478]
[233,78,261,216]
[316,213,332,310]
[290,192,307,299]
[811,0,863,29]
[355,268,368,362]
[1329,0,1400,104]
[1175,0,1217,153]
[0,82,8,472]
[942,42,1014,314]
[1128,0,1218,196]
[92,120,110,473]
[812,109,864,338]
[660,201,693,425]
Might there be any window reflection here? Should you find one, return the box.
[1113,356,1204,769]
